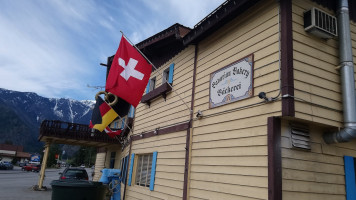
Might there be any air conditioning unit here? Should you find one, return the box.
[304,7,337,39]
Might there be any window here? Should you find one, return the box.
[128,152,157,190]
[121,118,126,129]
[149,77,156,91]
[146,77,156,93]
[114,121,119,129]
[162,63,174,84]
[110,152,116,169]
[135,154,153,187]
[162,68,169,84]
[120,155,129,184]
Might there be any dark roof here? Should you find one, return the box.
[136,23,191,68]
[183,0,261,45]
[0,144,23,152]
[16,152,31,158]
[136,23,191,50]
[183,0,356,45]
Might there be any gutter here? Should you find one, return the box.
[323,0,356,144]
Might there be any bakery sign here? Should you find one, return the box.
[209,54,254,108]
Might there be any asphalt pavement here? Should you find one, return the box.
[0,166,94,200]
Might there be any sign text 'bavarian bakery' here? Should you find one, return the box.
[209,54,254,108]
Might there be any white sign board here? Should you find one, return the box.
[209,54,254,108]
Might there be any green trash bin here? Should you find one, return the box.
[51,180,108,200]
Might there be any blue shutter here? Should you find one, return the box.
[128,107,132,117]
[130,106,135,118]
[168,63,174,84]
[128,106,135,118]
[345,156,356,200]
[128,153,135,186]
[149,151,158,191]
[146,81,150,94]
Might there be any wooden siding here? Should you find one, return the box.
[93,152,106,181]
[292,0,356,127]
[281,119,356,200]
[132,46,195,134]
[189,1,281,199]
[125,130,186,200]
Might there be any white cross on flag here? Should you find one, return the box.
[106,36,152,107]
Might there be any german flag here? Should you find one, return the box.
[91,96,118,132]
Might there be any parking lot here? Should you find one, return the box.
[0,166,94,200]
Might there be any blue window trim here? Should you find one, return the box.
[128,106,132,117]
[168,63,174,84]
[129,106,135,118]
[149,151,158,191]
[345,156,356,200]
[146,81,150,94]
[128,153,135,186]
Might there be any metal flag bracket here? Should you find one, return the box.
[95,91,118,106]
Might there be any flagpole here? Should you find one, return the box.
[120,31,193,114]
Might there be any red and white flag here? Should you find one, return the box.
[104,127,122,138]
[106,36,152,107]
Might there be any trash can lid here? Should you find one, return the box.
[51,180,104,188]
[107,169,121,177]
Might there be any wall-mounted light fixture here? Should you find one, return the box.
[258,92,272,102]
[196,110,203,119]
[154,128,159,135]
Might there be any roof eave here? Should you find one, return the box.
[183,0,261,45]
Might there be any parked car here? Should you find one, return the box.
[59,167,88,180]
[22,164,41,172]
[19,162,27,167]
[0,161,13,170]
[0,162,6,170]
[3,161,13,170]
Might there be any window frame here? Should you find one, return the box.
[162,68,170,84]
[120,155,129,184]
[149,77,156,92]
[134,153,153,188]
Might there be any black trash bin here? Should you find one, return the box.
[51,180,108,200]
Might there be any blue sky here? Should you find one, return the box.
[0,0,225,101]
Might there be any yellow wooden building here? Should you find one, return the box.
[94,0,356,199]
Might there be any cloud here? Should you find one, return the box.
[0,0,225,100]
[140,0,225,27]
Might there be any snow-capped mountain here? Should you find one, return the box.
[0,88,95,152]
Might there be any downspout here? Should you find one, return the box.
[323,0,356,144]
[183,44,198,200]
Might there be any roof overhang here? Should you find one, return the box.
[183,0,262,45]
[39,120,121,148]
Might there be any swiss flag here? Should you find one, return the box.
[106,36,152,107]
